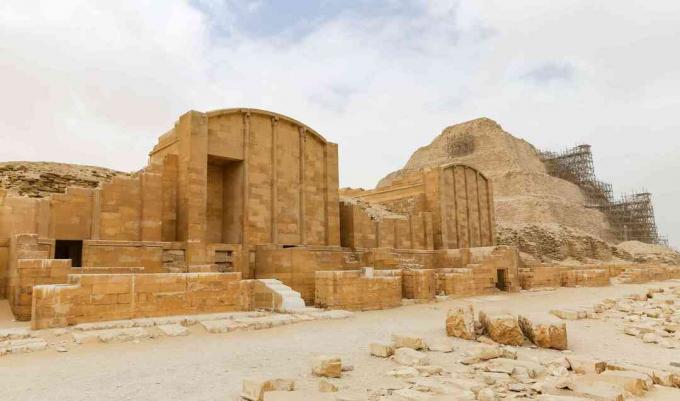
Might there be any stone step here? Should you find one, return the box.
[256,279,306,312]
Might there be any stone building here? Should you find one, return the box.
[0,108,520,327]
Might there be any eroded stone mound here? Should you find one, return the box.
[0,161,128,198]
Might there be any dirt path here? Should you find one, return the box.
[1,281,679,401]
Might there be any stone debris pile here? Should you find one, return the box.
[446,305,568,350]
[0,309,353,357]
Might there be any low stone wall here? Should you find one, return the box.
[401,269,436,300]
[314,269,401,311]
[437,268,475,297]
[9,259,73,321]
[519,266,565,290]
[561,269,610,287]
[619,265,680,283]
[31,272,246,329]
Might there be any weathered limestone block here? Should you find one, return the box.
[479,311,525,346]
[242,378,295,401]
[369,342,395,357]
[600,370,651,395]
[518,314,568,350]
[467,344,503,362]
[312,355,342,378]
[394,347,429,366]
[571,376,625,401]
[566,356,606,374]
[446,305,476,340]
[391,333,427,350]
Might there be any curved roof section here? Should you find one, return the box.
[206,108,328,143]
[439,162,490,181]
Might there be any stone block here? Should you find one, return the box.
[391,333,427,350]
[241,378,295,401]
[479,311,525,346]
[446,305,476,340]
[394,347,429,366]
[369,342,395,357]
[312,355,342,378]
[518,314,568,350]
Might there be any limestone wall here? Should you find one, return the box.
[0,171,163,243]
[339,202,433,250]
[254,245,363,304]
[437,268,476,297]
[343,164,495,251]
[31,272,245,329]
[562,269,610,287]
[82,240,165,273]
[314,269,402,311]
[9,258,72,321]
[401,269,436,300]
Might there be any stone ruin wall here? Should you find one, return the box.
[4,109,674,328]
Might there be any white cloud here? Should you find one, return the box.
[0,0,678,247]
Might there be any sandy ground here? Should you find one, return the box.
[1,281,679,401]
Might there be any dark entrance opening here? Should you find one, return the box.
[495,268,507,291]
[55,240,83,267]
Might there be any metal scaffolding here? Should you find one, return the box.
[539,145,665,245]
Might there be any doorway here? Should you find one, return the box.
[495,268,507,291]
[54,240,83,267]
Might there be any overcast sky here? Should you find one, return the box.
[1,1,678,248]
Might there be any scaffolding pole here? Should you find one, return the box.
[539,145,665,245]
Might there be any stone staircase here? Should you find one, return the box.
[255,279,306,312]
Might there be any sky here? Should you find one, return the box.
[0,0,678,248]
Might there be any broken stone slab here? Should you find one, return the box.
[370,342,395,357]
[605,360,680,388]
[72,320,135,331]
[302,310,353,320]
[0,327,32,340]
[263,390,335,401]
[391,334,427,350]
[4,338,48,353]
[312,355,342,378]
[386,366,419,378]
[130,318,156,327]
[414,365,443,376]
[410,377,456,394]
[571,375,625,401]
[241,378,295,401]
[518,314,568,350]
[485,358,546,378]
[550,308,587,321]
[199,319,247,334]
[471,344,503,361]
[446,305,476,340]
[478,311,525,346]
[157,324,189,337]
[96,327,152,343]
[599,370,651,395]
[566,356,606,374]
[394,347,429,366]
